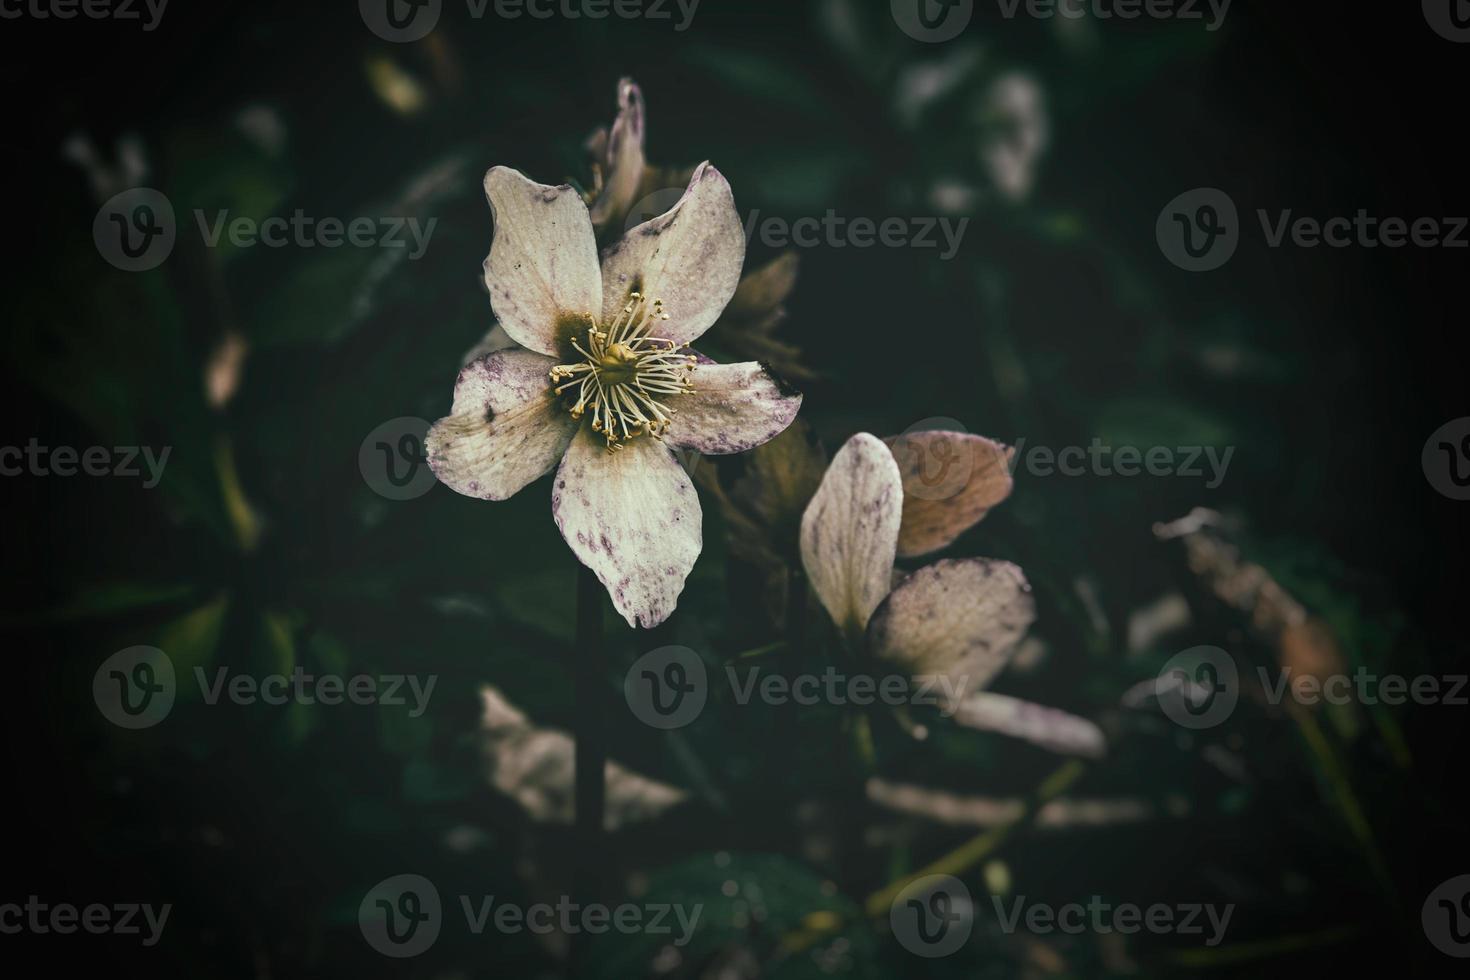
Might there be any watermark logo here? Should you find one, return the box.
[0,898,171,946]
[994,0,1230,31]
[93,647,176,730]
[624,646,707,730]
[1150,647,1468,729]
[94,648,438,727]
[96,190,438,271]
[94,188,176,272]
[1424,0,1470,42]
[361,0,698,40]
[1423,875,1470,958]
[194,210,436,257]
[1161,189,1470,270]
[1423,417,1470,501]
[1010,438,1233,488]
[626,191,970,261]
[358,875,700,956]
[1,441,171,488]
[623,648,974,729]
[892,0,974,42]
[1157,188,1239,272]
[361,0,441,41]
[890,875,973,957]
[359,874,443,958]
[360,417,436,501]
[992,896,1232,946]
[890,418,975,502]
[1155,646,1239,730]
[0,0,168,30]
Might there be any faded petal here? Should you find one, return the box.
[724,251,799,321]
[483,166,602,356]
[588,78,647,231]
[799,433,903,642]
[459,322,518,366]
[949,692,1106,758]
[869,558,1035,701]
[884,431,1015,558]
[600,162,745,347]
[480,686,688,831]
[552,425,702,628]
[666,361,803,456]
[426,349,576,500]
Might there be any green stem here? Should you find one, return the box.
[571,563,604,975]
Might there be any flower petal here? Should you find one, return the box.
[799,433,903,642]
[869,558,1035,700]
[426,349,576,500]
[949,692,1106,758]
[599,162,746,347]
[588,78,647,232]
[666,361,803,456]
[459,322,518,366]
[552,425,702,628]
[724,251,799,320]
[884,431,1016,558]
[483,166,603,356]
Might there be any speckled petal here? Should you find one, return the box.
[869,558,1035,701]
[588,78,647,231]
[552,425,703,629]
[599,162,745,348]
[884,431,1016,558]
[483,167,602,356]
[426,349,576,500]
[665,361,802,456]
[799,433,903,643]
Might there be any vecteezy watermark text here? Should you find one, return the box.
[627,190,969,260]
[0,897,170,946]
[741,210,969,261]
[1,441,170,488]
[887,875,1232,958]
[360,0,699,43]
[358,874,701,958]
[1146,646,1468,730]
[622,647,972,729]
[1010,438,1234,488]
[193,210,436,258]
[995,0,1230,31]
[991,895,1233,946]
[0,0,168,30]
[1158,187,1470,271]
[94,188,438,272]
[93,647,437,729]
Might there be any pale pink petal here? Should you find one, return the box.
[665,361,803,456]
[552,426,702,628]
[949,692,1106,758]
[599,162,745,347]
[883,431,1015,558]
[459,322,518,365]
[426,349,576,500]
[588,78,647,230]
[869,558,1035,700]
[799,433,903,642]
[483,167,602,356]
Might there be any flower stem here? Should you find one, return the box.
[571,562,604,974]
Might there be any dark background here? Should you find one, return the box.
[2,0,1466,976]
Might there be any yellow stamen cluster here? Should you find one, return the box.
[549,292,697,452]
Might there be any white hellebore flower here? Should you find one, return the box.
[428,163,803,628]
[799,433,1035,705]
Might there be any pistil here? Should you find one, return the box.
[549,292,697,452]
